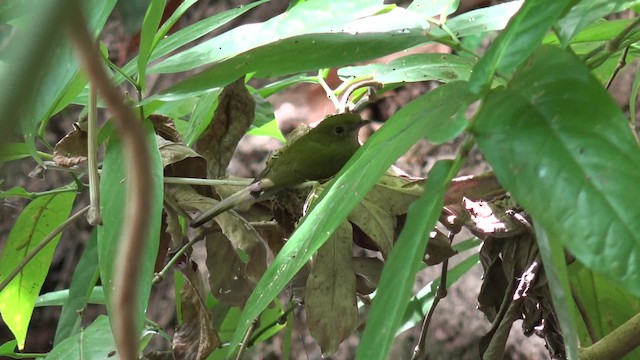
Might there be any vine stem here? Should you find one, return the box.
[66,4,154,359]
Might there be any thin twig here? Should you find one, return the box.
[0,206,90,293]
[164,176,252,186]
[605,46,630,90]
[412,256,451,359]
[236,319,259,360]
[316,69,340,110]
[571,283,599,343]
[66,5,154,360]
[248,302,299,346]
[152,230,208,284]
[87,83,102,225]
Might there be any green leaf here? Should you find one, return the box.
[53,230,101,345]
[97,120,164,335]
[36,287,104,307]
[183,90,221,146]
[154,7,430,97]
[473,45,640,295]
[535,224,579,359]
[468,0,569,94]
[338,53,475,85]
[543,18,635,45]
[45,316,116,360]
[227,81,472,354]
[0,143,32,163]
[356,160,459,360]
[569,261,640,358]
[397,251,479,335]
[429,1,523,39]
[0,192,76,349]
[110,0,269,87]
[556,0,640,46]
[407,0,459,17]
[137,0,166,91]
[0,0,116,134]
[0,340,17,356]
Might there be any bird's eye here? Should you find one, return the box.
[334,126,345,134]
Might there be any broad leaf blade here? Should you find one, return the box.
[46,316,116,360]
[0,192,75,349]
[355,160,458,360]
[97,120,163,335]
[468,0,569,94]
[556,0,640,46]
[473,45,640,295]
[155,7,429,97]
[54,230,100,345]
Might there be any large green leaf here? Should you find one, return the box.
[356,159,460,360]
[428,1,523,39]
[468,0,569,94]
[53,230,101,345]
[97,120,163,335]
[570,261,640,358]
[45,316,116,360]
[153,6,429,97]
[473,45,640,295]
[556,0,640,46]
[0,0,116,134]
[338,53,475,85]
[227,81,473,354]
[0,192,76,349]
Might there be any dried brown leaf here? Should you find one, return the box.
[156,135,206,180]
[305,222,358,356]
[348,197,395,258]
[205,232,255,307]
[170,185,268,283]
[444,172,505,205]
[173,261,220,360]
[150,114,182,143]
[424,229,457,266]
[53,123,88,167]
[351,257,383,295]
[195,78,256,179]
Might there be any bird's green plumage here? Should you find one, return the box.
[190,113,368,227]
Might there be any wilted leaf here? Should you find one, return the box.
[195,78,256,179]
[424,229,456,266]
[305,222,358,356]
[351,257,383,295]
[170,185,268,283]
[173,262,220,360]
[53,123,88,167]
[156,135,206,179]
[150,114,182,143]
[348,197,395,258]
[443,172,504,205]
[205,232,254,308]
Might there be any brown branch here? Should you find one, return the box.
[66,5,153,360]
[579,311,640,360]
[571,283,599,343]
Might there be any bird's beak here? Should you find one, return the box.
[353,119,371,130]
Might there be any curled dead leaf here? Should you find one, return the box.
[53,123,88,167]
[173,261,220,360]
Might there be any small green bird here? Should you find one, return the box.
[190,113,369,227]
